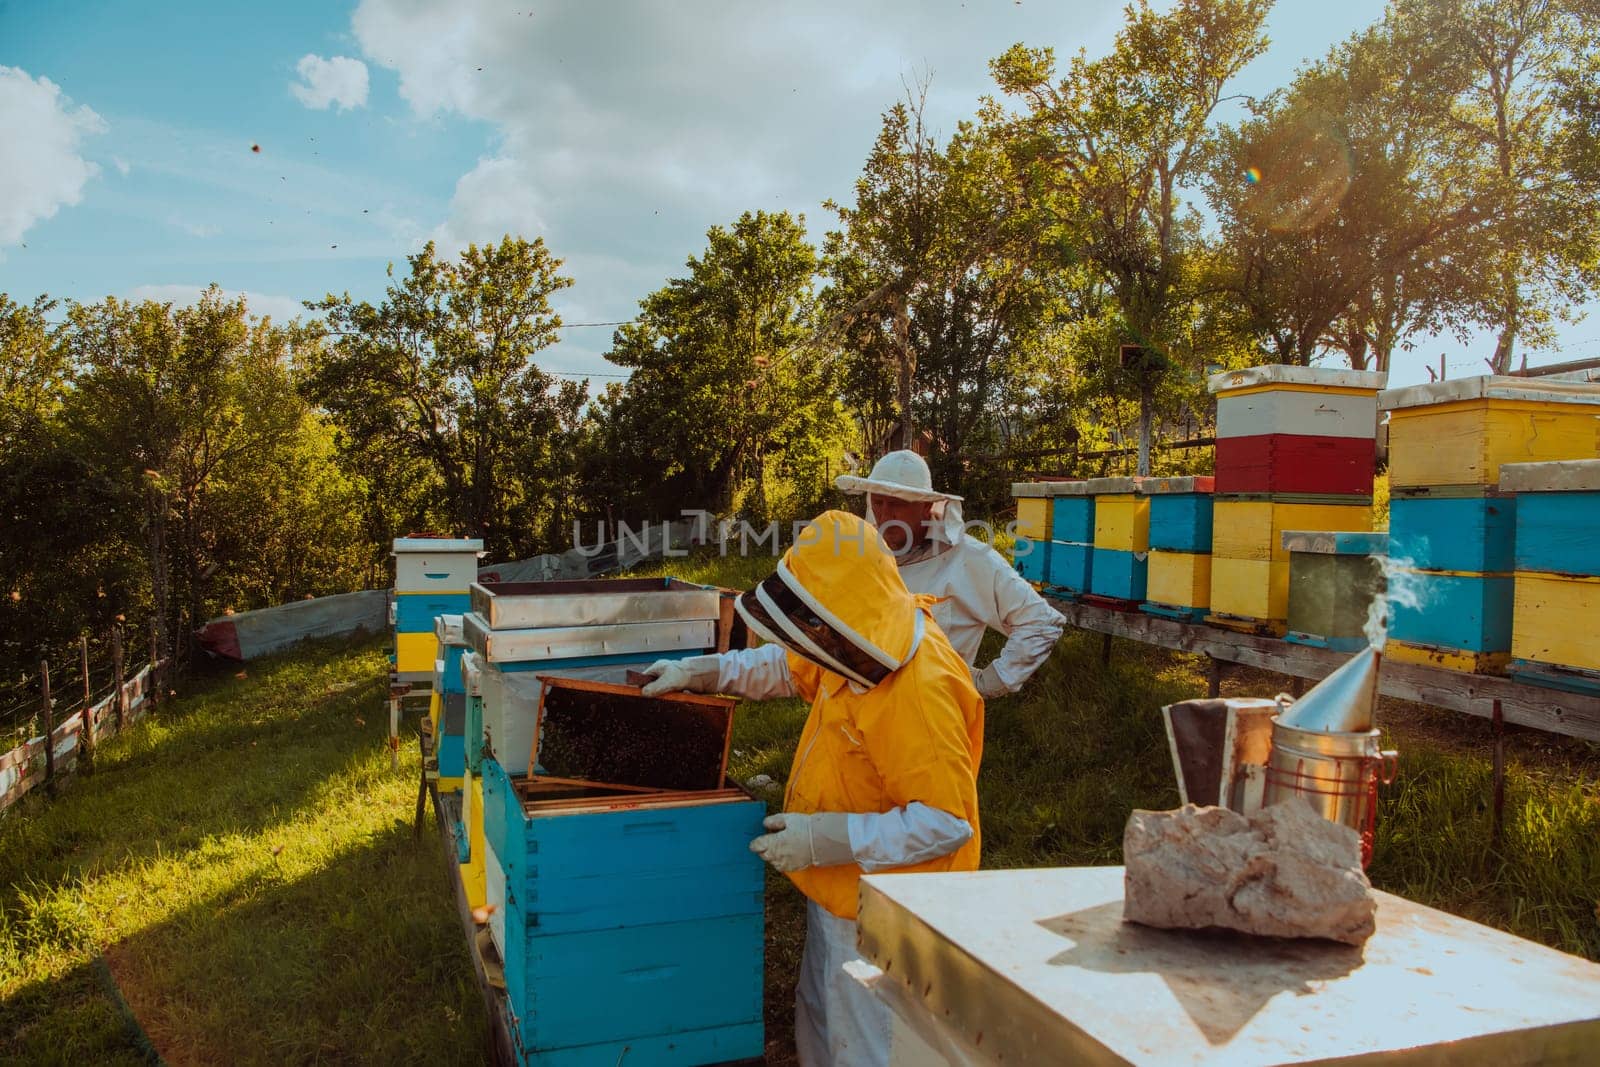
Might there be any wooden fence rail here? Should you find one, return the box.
[0,656,169,814]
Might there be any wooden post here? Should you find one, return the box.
[79,635,96,765]
[1491,699,1506,844]
[1288,675,1306,699]
[149,618,160,710]
[1100,632,1113,668]
[111,626,125,732]
[1207,656,1223,699]
[389,694,401,772]
[40,660,54,792]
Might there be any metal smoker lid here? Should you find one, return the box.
[1276,645,1381,733]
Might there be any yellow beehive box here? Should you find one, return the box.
[1386,640,1510,674]
[1209,557,1290,620]
[396,631,437,673]
[1212,500,1371,562]
[1148,551,1211,608]
[1512,573,1600,673]
[1011,482,1053,540]
[1088,478,1149,551]
[460,771,487,910]
[1380,377,1600,489]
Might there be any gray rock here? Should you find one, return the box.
[745,773,775,791]
[1123,799,1377,946]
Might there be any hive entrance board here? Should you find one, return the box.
[529,676,735,793]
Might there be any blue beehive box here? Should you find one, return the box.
[1049,482,1095,543]
[1142,476,1215,552]
[1388,571,1514,653]
[395,591,472,633]
[1508,481,1600,577]
[479,675,765,1065]
[1388,493,1515,573]
[1089,548,1148,602]
[1046,541,1093,596]
[1013,536,1050,583]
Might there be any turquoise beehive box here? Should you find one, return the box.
[479,677,765,1065]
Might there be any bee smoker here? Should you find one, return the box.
[1262,646,1398,866]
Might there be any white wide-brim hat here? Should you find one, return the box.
[835,449,962,504]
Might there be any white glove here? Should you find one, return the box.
[749,812,853,872]
[639,655,723,696]
[973,662,1008,701]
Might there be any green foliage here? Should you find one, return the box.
[588,211,848,523]
[1395,0,1600,371]
[305,237,587,561]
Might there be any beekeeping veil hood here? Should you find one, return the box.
[736,510,926,689]
[834,450,965,545]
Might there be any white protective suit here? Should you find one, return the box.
[899,530,1066,700]
[840,451,1065,701]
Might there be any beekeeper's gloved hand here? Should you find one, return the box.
[750,812,853,872]
[639,654,723,696]
[973,662,1008,701]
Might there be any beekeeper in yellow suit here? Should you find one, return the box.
[641,510,983,1067]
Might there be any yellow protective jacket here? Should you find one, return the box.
[780,605,984,920]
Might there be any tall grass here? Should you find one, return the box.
[0,636,483,1065]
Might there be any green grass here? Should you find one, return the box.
[0,635,484,1065]
[4,552,1598,1064]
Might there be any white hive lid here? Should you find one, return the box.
[1380,375,1600,411]
[1208,365,1388,396]
[1085,477,1139,494]
[392,537,485,554]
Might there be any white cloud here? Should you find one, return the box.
[290,54,369,111]
[127,285,306,324]
[168,215,220,239]
[0,67,105,248]
[430,156,547,254]
[346,1,1107,321]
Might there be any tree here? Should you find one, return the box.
[1393,0,1600,371]
[1206,20,1487,370]
[305,237,585,561]
[824,85,1061,489]
[992,0,1272,470]
[823,82,953,452]
[592,210,844,522]
[62,290,328,662]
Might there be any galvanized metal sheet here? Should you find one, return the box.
[1499,459,1600,494]
[470,580,721,631]
[1208,365,1388,395]
[463,613,715,664]
[858,866,1600,1067]
[1043,480,1094,496]
[1380,374,1600,411]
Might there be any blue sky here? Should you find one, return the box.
[2,0,1592,389]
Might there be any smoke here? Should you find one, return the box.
[1364,554,1428,649]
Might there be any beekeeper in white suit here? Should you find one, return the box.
[836,450,1065,700]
